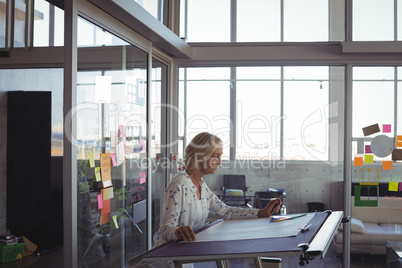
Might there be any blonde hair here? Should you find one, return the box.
[184,132,222,172]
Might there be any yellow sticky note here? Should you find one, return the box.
[111,215,119,229]
[383,161,392,170]
[364,155,373,164]
[94,167,101,182]
[103,186,114,200]
[89,152,95,168]
[354,157,363,166]
[389,182,398,192]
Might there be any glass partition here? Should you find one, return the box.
[76,18,148,267]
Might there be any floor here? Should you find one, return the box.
[0,243,388,268]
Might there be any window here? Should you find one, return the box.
[180,66,341,161]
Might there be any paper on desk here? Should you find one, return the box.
[193,213,314,242]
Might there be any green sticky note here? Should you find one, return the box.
[111,215,119,229]
[89,152,95,167]
[364,154,373,164]
[389,182,398,192]
[94,167,101,182]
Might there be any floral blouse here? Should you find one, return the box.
[153,172,259,247]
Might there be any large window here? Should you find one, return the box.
[179,66,342,161]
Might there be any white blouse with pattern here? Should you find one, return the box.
[153,172,259,247]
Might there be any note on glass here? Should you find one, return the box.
[100,213,111,225]
[94,167,101,182]
[101,199,110,215]
[116,141,125,165]
[89,152,95,168]
[383,161,392,170]
[100,153,112,188]
[399,182,402,192]
[389,182,399,192]
[362,124,380,136]
[111,215,119,229]
[97,194,103,209]
[398,135,402,141]
[365,145,372,154]
[364,155,373,164]
[118,125,125,137]
[397,141,402,148]
[103,187,114,201]
[383,124,391,133]
[111,153,117,167]
[354,157,363,166]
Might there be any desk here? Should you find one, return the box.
[386,241,402,268]
[139,211,343,268]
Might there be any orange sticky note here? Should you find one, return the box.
[397,135,402,141]
[397,141,402,147]
[383,161,392,170]
[354,157,363,166]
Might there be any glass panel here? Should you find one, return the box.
[237,0,280,42]
[0,0,4,47]
[353,0,394,41]
[54,6,64,46]
[186,81,230,160]
[284,66,329,80]
[150,58,167,238]
[237,67,281,80]
[283,77,329,160]
[186,67,230,80]
[34,0,49,47]
[354,67,395,80]
[351,66,402,258]
[398,0,402,40]
[237,81,281,159]
[76,18,148,266]
[284,0,328,42]
[14,0,26,47]
[187,0,230,42]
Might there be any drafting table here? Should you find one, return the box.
[138,211,343,268]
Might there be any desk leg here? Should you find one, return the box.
[216,260,229,268]
[253,257,263,268]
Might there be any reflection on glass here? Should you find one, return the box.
[76,17,148,267]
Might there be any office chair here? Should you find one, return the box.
[221,175,251,207]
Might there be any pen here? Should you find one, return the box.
[273,213,307,223]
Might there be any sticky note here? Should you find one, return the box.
[141,140,146,151]
[389,182,398,192]
[101,199,110,215]
[97,194,103,209]
[140,177,146,184]
[362,124,380,136]
[364,155,373,164]
[100,153,112,188]
[94,167,101,182]
[118,125,125,137]
[139,171,146,178]
[111,215,119,229]
[103,187,114,200]
[354,157,363,166]
[89,152,95,167]
[397,141,402,147]
[111,153,117,167]
[365,145,372,154]
[399,182,402,192]
[100,212,111,225]
[383,161,392,170]
[398,135,402,141]
[383,124,391,133]
[116,141,125,165]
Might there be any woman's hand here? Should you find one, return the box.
[175,226,196,242]
[258,198,282,218]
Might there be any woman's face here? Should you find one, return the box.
[201,146,223,175]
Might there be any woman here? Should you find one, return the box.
[153,132,282,247]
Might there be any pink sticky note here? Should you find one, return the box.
[118,125,125,137]
[141,140,146,151]
[140,177,146,184]
[365,145,372,154]
[98,194,103,209]
[399,182,402,192]
[383,124,391,133]
[110,153,117,167]
[139,171,146,178]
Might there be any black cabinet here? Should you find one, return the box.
[7,91,62,251]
